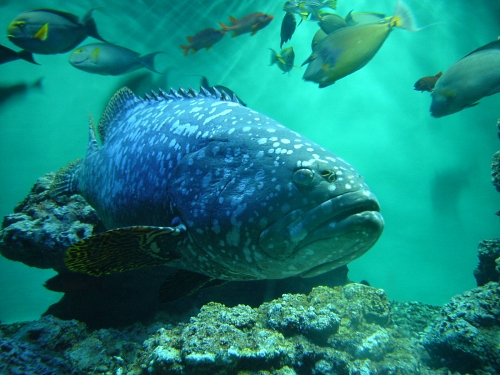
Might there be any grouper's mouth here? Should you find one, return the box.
[259,190,384,275]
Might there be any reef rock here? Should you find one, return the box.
[474,239,500,286]
[0,173,103,271]
[422,282,500,374]
[140,284,441,375]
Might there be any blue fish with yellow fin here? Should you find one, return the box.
[52,87,383,299]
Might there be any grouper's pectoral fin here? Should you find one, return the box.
[159,269,228,303]
[65,225,186,276]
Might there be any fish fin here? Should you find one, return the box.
[89,47,100,63]
[301,53,316,66]
[200,76,210,89]
[180,45,190,56]
[34,23,49,41]
[139,51,166,73]
[218,21,229,31]
[49,159,82,197]
[228,15,238,25]
[467,102,480,108]
[435,72,442,78]
[65,225,187,276]
[159,270,227,303]
[299,12,309,21]
[186,36,193,43]
[269,48,278,65]
[18,50,39,65]
[44,272,103,293]
[98,87,139,144]
[87,114,100,154]
[461,39,500,59]
[82,8,108,42]
[391,0,419,31]
[327,0,337,9]
[36,8,80,24]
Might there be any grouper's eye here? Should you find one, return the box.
[293,168,314,186]
[320,169,337,183]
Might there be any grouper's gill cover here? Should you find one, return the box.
[58,87,384,280]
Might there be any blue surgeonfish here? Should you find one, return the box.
[51,87,384,300]
[302,0,417,88]
[69,43,165,76]
[430,40,500,118]
[7,8,106,54]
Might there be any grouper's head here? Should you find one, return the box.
[170,101,384,280]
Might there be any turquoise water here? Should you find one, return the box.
[0,0,499,324]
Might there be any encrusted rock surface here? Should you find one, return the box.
[422,282,500,374]
[0,172,103,271]
[474,239,500,286]
[1,282,499,374]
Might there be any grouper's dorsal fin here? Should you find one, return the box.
[142,86,242,105]
[98,87,139,144]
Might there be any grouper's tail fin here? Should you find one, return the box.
[50,159,82,197]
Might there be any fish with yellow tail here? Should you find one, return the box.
[69,43,165,76]
[51,87,383,301]
[283,0,337,21]
[430,40,500,117]
[7,8,107,54]
[218,12,274,37]
[269,46,298,74]
[302,0,418,88]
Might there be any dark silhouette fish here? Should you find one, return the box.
[0,77,43,105]
[280,12,297,48]
[52,87,383,299]
[0,44,38,65]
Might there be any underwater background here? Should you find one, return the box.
[0,0,499,324]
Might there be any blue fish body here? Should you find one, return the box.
[57,87,383,281]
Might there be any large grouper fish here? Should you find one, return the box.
[52,86,384,300]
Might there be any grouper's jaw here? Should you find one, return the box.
[259,189,384,277]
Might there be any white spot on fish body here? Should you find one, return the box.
[243,126,251,132]
[268,149,274,154]
[256,150,264,158]
[228,128,235,135]
[267,128,276,133]
[257,138,267,145]
[287,150,293,155]
[203,109,232,125]
[345,184,352,189]
[270,137,278,142]
[190,107,203,113]
[281,139,290,144]
[307,147,314,152]
[273,142,280,148]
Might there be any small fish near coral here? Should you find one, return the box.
[180,28,226,56]
[50,86,383,300]
[414,72,442,92]
[7,8,107,54]
[218,12,274,37]
[302,0,418,88]
[269,46,298,74]
[69,43,166,75]
[0,44,38,65]
[430,39,500,118]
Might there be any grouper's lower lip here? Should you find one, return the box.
[259,190,383,262]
